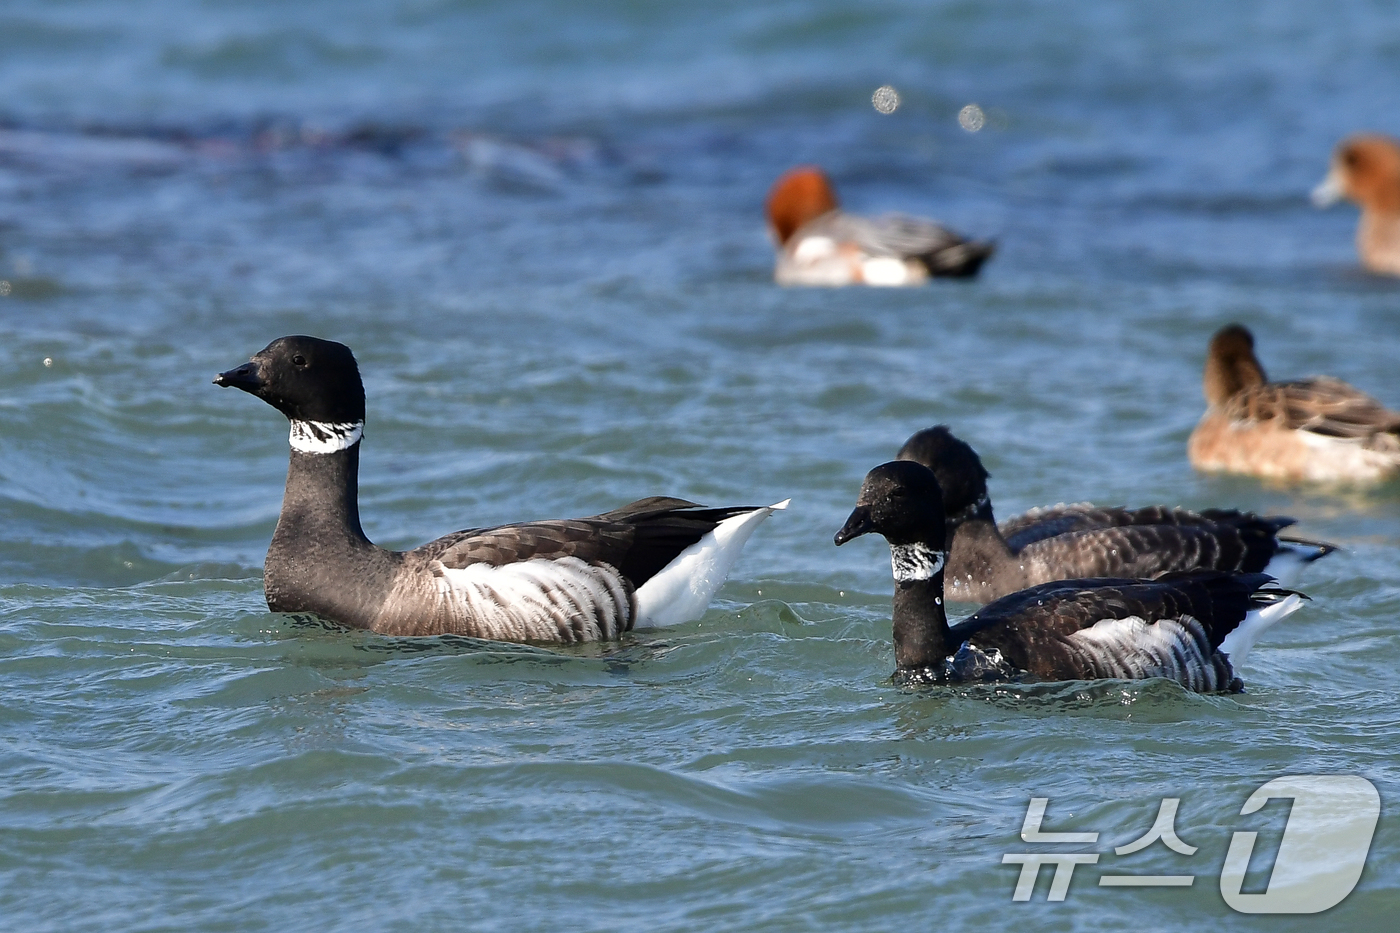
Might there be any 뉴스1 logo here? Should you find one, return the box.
[1002,774,1380,914]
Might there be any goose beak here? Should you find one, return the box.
[834,506,874,546]
[1311,167,1345,208]
[213,360,264,393]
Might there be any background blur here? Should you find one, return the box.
[1,2,1397,931]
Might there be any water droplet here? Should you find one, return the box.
[872,85,900,115]
[958,103,985,132]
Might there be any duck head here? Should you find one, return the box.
[1203,323,1268,407]
[766,166,840,246]
[1313,135,1400,214]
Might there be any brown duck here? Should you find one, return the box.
[1188,324,1400,484]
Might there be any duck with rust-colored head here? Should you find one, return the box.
[1312,134,1400,276]
[765,166,994,286]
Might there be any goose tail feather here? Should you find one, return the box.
[1218,589,1308,669]
[632,500,788,628]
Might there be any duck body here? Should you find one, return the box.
[835,461,1306,692]
[774,209,995,286]
[1187,324,1400,484]
[1312,134,1400,276]
[766,166,993,286]
[218,336,782,643]
[896,426,1333,604]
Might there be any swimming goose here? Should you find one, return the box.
[766,166,994,285]
[896,426,1333,603]
[214,336,785,642]
[834,461,1305,691]
[1187,324,1400,484]
[1311,134,1400,276]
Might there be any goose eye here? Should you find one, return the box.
[292,354,307,367]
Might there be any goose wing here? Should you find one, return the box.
[1000,504,1295,553]
[414,497,760,586]
[1009,520,1284,584]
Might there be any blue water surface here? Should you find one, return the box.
[1,1,1398,930]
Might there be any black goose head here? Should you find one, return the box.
[895,426,990,527]
[834,460,948,549]
[214,336,366,424]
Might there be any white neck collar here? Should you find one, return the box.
[889,543,946,583]
[289,419,363,454]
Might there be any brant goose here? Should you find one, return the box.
[896,426,1333,603]
[214,336,785,642]
[1312,134,1400,276]
[834,461,1305,691]
[1188,324,1400,484]
[765,166,994,285]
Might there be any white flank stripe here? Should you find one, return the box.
[633,499,788,629]
[289,420,364,454]
[1068,615,1219,690]
[432,556,631,642]
[1218,593,1305,668]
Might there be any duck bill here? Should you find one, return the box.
[1311,167,1345,208]
[213,359,266,393]
[834,506,874,546]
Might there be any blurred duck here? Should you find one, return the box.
[765,166,994,286]
[1311,134,1400,276]
[1188,324,1400,484]
[834,460,1305,691]
[896,426,1334,603]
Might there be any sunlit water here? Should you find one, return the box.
[2,2,1399,930]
